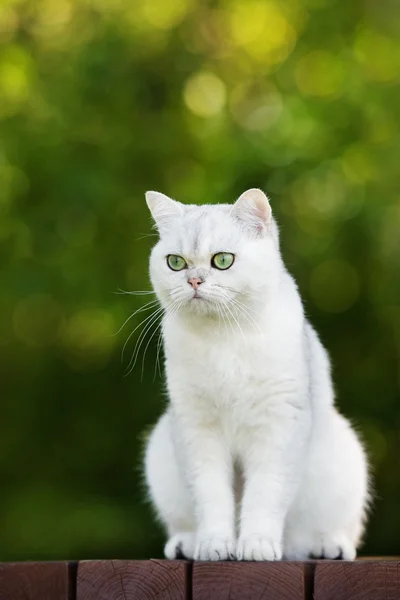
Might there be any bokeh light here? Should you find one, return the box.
[295,51,344,98]
[184,71,226,117]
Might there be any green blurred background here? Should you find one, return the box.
[0,0,399,561]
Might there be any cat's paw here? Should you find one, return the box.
[236,535,282,561]
[195,536,236,561]
[309,534,356,560]
[164,532,196,559]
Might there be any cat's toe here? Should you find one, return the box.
[164,532,196,560]
[237,536,282,561]
[309,535,356,560]
[195,536,236,561]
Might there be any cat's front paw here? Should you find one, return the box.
[164,532,196,559]
[236,535,282,561]
[308,534,356,560]
[195,536,236,561]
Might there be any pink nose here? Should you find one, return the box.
[188,277,203,290]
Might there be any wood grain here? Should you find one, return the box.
[314,560,400,600]
[77,559,189,600]
[0,562,69,600]
[1,558,399,600]
[193,561,308,600]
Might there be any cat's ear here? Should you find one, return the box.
[233,188,271,235]
[145,191,184,233]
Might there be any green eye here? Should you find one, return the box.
[167,254,187,271]
[212,252,235,270]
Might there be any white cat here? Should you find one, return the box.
[143,188,369,561]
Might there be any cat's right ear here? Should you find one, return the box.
[145,191,184,234]
[233,188,272,236]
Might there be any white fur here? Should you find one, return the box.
[143,189,369,561]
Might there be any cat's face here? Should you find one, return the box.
[147,189,281,320]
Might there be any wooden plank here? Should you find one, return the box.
[77,559,188,600]
[193,562,308,600]
[314,561,400,600]
[0,562,69,600]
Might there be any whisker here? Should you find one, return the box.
[135,233,159,241]
[152,301,182,381]
[214,284,240,294]
[169,287,186,300]
[141,317,165,382]
[154,325,164,380]
[229,301,262,337]
[125,306,165,374]
[211,284,258,315]
[222,294,261,327]
[122,306,164,363]
[222,298,247,344]
[230,300,263,337]
[229,295,258,316]
[216,301,228,338]
[126,298,183,379]
[153,301,179,380]
[141,301,180,381]
[213,286,260,326]
[215,301,226,336]
[219,300,236,338]
[212,288,264,338]
[115,288,156,296]
[113,299,160,336]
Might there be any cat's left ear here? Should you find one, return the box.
[145,191,184,234]
[233,188,272,235]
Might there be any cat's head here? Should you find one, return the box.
[146,189,282,320]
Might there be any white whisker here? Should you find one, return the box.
[135,233,159,241]
[230,300,263,337]
[222,297,247,344]
[213,287,264,337]
[155,324,164,380]
[115,288,156,296]
[140,317,165,381]
[122,305,164,364]
[152,301,182,381]
[219,300,236,338]
[125,306,165,375]
[216,301,228,338]
[224,296,262,336]
[211,285,258,315]
[113,299,160,337]
[140,301,181,381]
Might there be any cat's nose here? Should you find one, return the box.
[188,277,203,290]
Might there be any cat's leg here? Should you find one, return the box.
[144,411,196,559]
[237,392,311,561]
[284,325,369,560]
[147,405,236,561]
[283,410,369,560]
[168,402,236,561]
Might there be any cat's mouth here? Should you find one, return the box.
[192,291,203,300]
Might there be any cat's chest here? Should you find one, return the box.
[166,329,268,404]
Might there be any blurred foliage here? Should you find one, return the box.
[0,0,399,561]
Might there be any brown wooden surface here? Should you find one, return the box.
[0,562,69,600]
[77,559,189,600]
[1,559,399,600]
[193,561,310,600]
[314,561,400,600]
